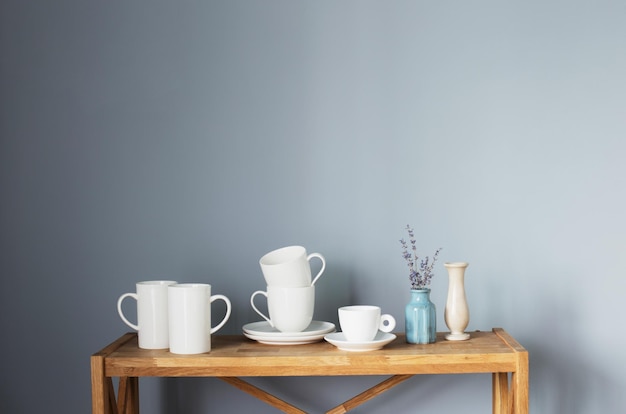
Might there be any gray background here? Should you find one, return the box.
[1,1,625,413]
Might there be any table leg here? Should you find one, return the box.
[92,333,138,414]
[492,372,509,414]
[91,354,115,414]
[512,351,529,414]
[493,327,529,414]
[118,377,139,414]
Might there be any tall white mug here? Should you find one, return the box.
[250,285,315,332]
[117,280,177,349]
[259,245,326,287]
[168,283,231,354]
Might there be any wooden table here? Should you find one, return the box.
[91,327,528,414]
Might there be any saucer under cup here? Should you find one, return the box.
[324,332,397,352]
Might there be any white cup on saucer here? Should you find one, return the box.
[338,305,396,342]
[250,285,315,333]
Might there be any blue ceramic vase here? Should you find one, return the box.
[405,288,436,344]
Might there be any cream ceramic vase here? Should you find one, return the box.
[444,262,470,341]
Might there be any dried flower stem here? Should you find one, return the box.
[400,224,442,290]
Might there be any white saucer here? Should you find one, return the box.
[324,332,397,352]
[243,321,335,337]
[242,321,336,345]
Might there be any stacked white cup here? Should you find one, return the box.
[251,245,326,333]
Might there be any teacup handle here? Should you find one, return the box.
[117,293,139,331]
[210,294,232,334]
[379,314,396,333]
[307,253,326,286]
[250,290,273,327]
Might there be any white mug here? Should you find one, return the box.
[168,283,231,354]
[259,245,326,287]
[250,285,315,332]
[338,305,396,342]
[117,280,177,349]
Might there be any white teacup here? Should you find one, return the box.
[259,245,326,287]
[250,285,315,333]
[117,280,177,349]
[338,305,396,342]
[168,283,231,354]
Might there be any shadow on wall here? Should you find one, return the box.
[526,333,617,413]
[524,288,618,414]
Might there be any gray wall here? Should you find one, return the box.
[1,1,625,413]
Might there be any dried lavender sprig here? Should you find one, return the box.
[400,225,442,289]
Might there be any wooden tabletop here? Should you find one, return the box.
[99,328,526,378]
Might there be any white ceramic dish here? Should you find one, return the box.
[243,332,327,345]
[324,332,396,352]
[242,321,336,345]
[243,320,335,337]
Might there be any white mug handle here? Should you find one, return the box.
[379,314,396,333]
[209,294,232,334]
[117,293,139,331]
[307,253,326,286]
[250,290,273,327]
